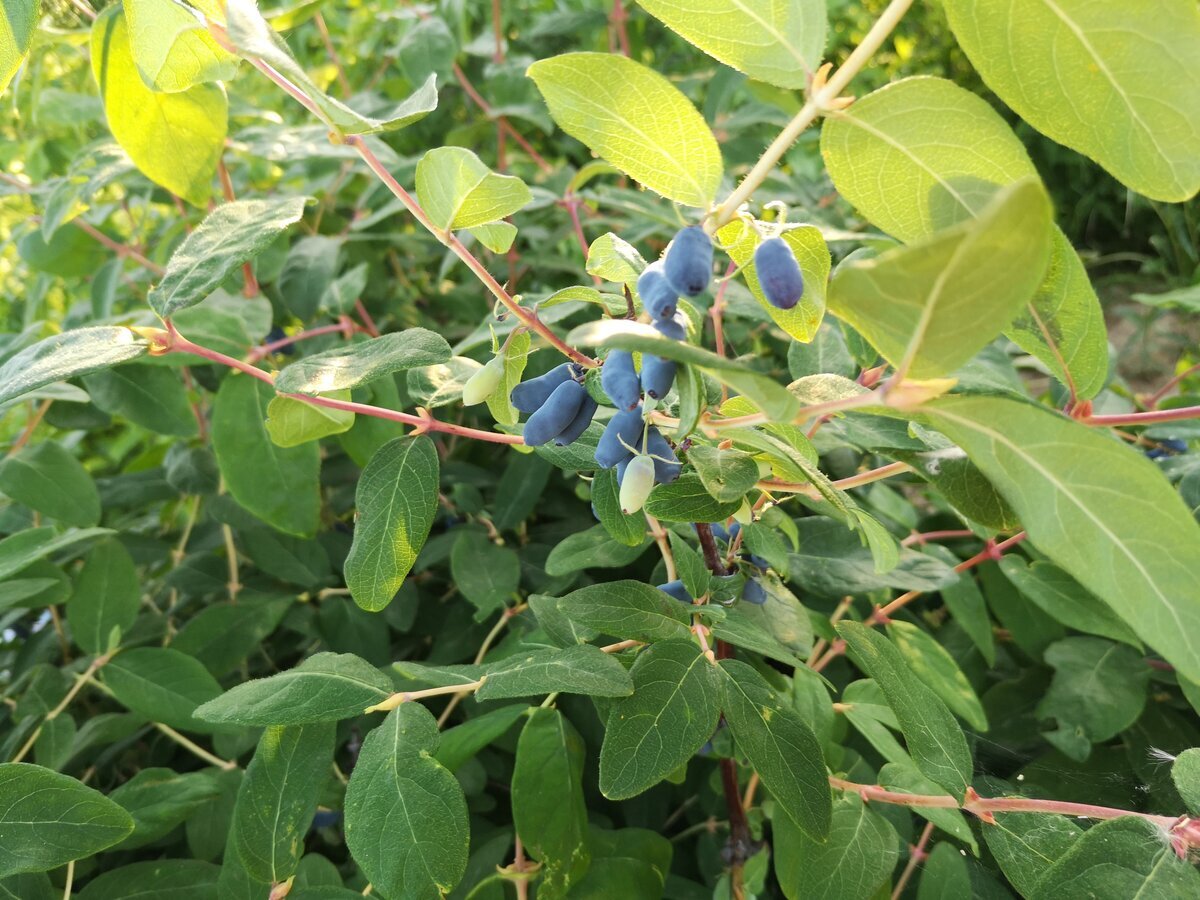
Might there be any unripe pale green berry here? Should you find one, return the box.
[619,454,656,514]
[462,355,505,406]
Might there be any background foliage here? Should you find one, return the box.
[1,1,1199,899]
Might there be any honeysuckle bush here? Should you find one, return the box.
[1,0,1200,897]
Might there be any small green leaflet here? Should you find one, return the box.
[66,539,140,655]
[343,704,469,899]
[0,327,147,408]
[194,652,393,726]
[474,645,634,701]
[149,197,308,318]
[102,647,223,733]
[275,330,452,394]
[599,640,721,799]
[998,556,1142,648]
[528,53,723,207]
[1172,748,1200,815]
[686,444,760,503]
[344,436,439,612]
[837,622,973,797]
[0,763,133,877]
[774,794,898,900]
[0,440,101,527]
[415,146,533,230]
[556,580,691,643]
[123,0,238,92]
[230,724,334,884]
[887,621,988,731]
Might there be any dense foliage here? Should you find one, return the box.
[2,1,1200,898]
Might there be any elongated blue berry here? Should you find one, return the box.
[619,454,656,513]
[554,394,598,446]
[742,578,767,605]
[641,355,676,400]
[595,405,645,469]
[637,261,678,320]
[754,237,804,310]
[511,363,574,413]
[653,312,687,342]
[658,580,692,604]
[663,226,712,297]
[523,379,585,446]
[601,350,641,411]
[645,427,681,483]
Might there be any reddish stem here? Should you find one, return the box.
[450,61,554,175]
[1145,361,1200,408]
[354,299,381,337]
[900,529,977,547]
[711,261,736,363]
[891,822,934,900]
[72,219,165,276]
[1085,404,1200,427]
[611,0,631,56]
[218,159,259,297]
[246,320,356,363]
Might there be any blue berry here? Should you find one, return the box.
[754,237,804,310]
[554,394,598,446]
[645,427,681,483]
[601,349,641,411]
[742,578,767,605]
[663,226,712,297]
[658,580,692,604]
[641,355,676,400]
[652,311,687,342]
[637,261,678,320]
[511,363,574,413]
[748,554,770,572]
[523,379,585,446]
[595,405,645,469]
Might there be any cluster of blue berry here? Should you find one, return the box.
[510,362,597,446]
[656,522,771,607]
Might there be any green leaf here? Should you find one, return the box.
[1171,748,1200,815]
[67,539,140,655]
[599,639,721,799]
[224,0,438,135]
[416,146,532,230]
[887,621,988,731]
[451,530,520,620]
[686,445,759,503]
[1031,816,1200,898]
[108,768,221,850]
[486,331,530,427]
[917,842,972,900]
[149,197,308,317]
[476,645,634,701]
[586,232,646,286]
[194,652,392,726]
[556,580,691,643]
[528,52,723,207]
[345,436,439,612]
[170,594,291,678]
[1037,637,1149,757]
[82,364,198,437]
[212,376,321,538]
[787,517,958,599]
[998,556,1142,648]
[0,327,147,408]
[878,761,978,853]
[0,0,38,95]
[512,709,590,898]
[276,330,451,395]
[923,394,1200,683]
[435,704,526,774]
[0,440,101,527]
[102,647,223,732]
[545,524,651,575]
[635,0,825,89]
[123,0,238,92]
[837,621,973,797]
[718,659,831,840]
[91,7,226,205]
[820,75,1108,398]
[774,794,898,900]
[265,391,354,447]
[0,527,114,581]
[231,724,334,884]
[943,0,1200,202]
[982,812,1082,898]
[73,859,219,900]
[717,221,830,343]
[712,591,809,664]
[890,446,1019,532]
[0,763,133,877]
[667,532,709,600]
[829,178,1053,378]
[570,318,801,421]
[644,474,744,523]
[343,704,469,899]
[567,827,672,898]
[591,467,647,546]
